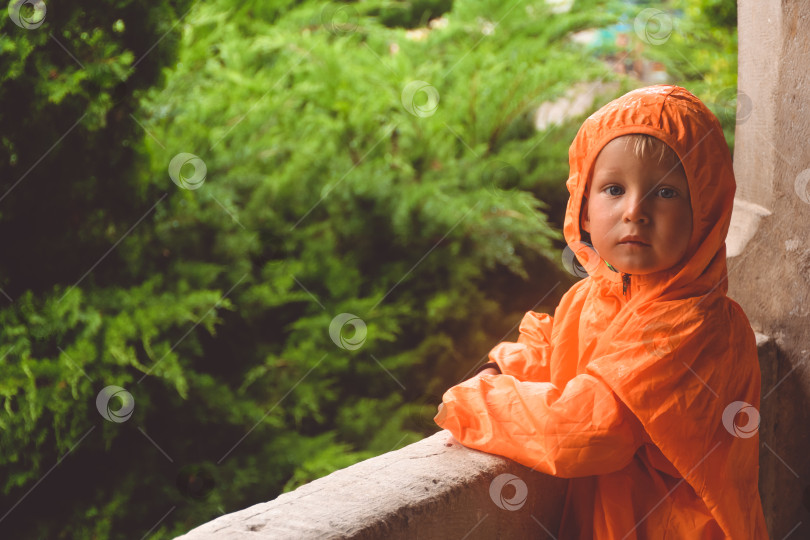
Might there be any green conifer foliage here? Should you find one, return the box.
[0,0,736,537]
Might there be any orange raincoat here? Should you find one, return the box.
[434,85,769,539]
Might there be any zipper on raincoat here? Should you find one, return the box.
[622,272,631,299]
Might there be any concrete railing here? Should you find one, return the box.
[175,429,568,539]
[176,332,776,539]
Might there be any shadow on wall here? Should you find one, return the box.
[756,335,810,540]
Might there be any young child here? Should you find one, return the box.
[434,85,769,539]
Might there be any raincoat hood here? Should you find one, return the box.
[564,84,734,303]
[435,85,768,539]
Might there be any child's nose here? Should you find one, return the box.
[622,193,651,222]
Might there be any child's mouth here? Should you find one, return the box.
[618,235,650,246]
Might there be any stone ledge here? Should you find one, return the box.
[175,430,568,539]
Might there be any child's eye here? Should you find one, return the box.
[602,185,678,198]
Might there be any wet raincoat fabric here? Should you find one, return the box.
[434,85,769,539]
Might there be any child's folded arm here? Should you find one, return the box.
[435,372,646,478]
[489,311,554,382]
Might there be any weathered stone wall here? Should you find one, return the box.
[728,1,810,538]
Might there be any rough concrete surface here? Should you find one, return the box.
[175,430,568,539]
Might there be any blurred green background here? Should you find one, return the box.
[0,0,737,537]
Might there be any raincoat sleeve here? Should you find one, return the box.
[435,372,646,478]
[487,311,553,382]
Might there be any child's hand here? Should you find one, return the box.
[436,367,499,423]
[435,402,446,424]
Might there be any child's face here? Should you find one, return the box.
[581,137,692,275]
